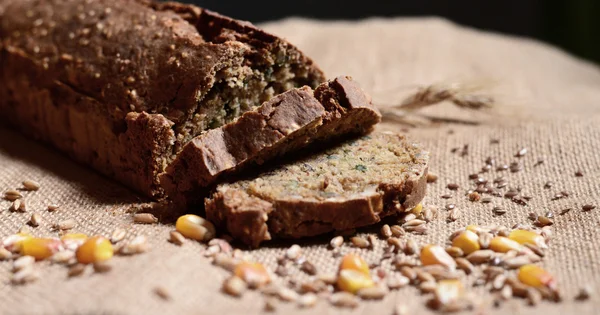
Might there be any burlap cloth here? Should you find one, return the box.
[1,17,600,314]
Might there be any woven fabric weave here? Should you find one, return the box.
[1,17,599,315]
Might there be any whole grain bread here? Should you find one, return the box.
[0,0,324,197]
[161,76,381,207]
[205,132,429,247]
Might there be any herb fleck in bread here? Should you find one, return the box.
[0,0,324,197]
[205,132,429,247]
[161,76,381,207]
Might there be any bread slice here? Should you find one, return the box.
[160,76,381,207]
[0,0,323,197]
[205,132,429,247]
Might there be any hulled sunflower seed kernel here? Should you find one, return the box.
[29,213,42,227]
[168,231,185,246]
[329,236,343,248]
[133,213,158,224]
[4,189,22,201]
[223,276,247,297]
[22,180,40,191]
[350,236,370,249]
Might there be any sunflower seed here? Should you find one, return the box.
[54,219,76,230]
[492,207,506,215]
[4,190,22,201]
[504,255,531,269]
[350,236,370,248]
[29,213,42,227]
[22,180,40,191]
[455,258,474,274]
[467,250,494,264]
[426,173,438,183]
[329,292,359,308]
[286,244,302,259]
[480,197,492,204]
[380,224,392,238]
[93,261,112,273]
[357,286,387,300]
[329,236,343,248]
[154,286,171,301]
[223,276,247,297]
[582,204,596,211]
[133,213,158,224]
[447,183,459,190]
[441,194,452,199]
[109,228,126,244]
[387,276,410,290]
[575,286,592,301]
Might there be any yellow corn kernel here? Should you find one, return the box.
[20,238,62,260]
[337,269,375,294]
[175,214,216,242]
[489,236,521,253]
[410,203,423,215]
[435,279,464,305]
[509,230,545,247]
[234,262,271,288]
[421,244,457,269]
[339,254,370,275]
[3,232,32,252]
[451,230,480,255]
[518,264,556,290]
[76,236,113,264]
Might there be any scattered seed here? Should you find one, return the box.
[544,181,553,189]
[445,203,456,210]
[68,264,86,277]
[133,213,158,224]
[387,276,410,290]
[466,250,494,264]
[481,197,492,203]
[330,236,343,248]
[390,225,405,237]
[286,244,302,260]
[93,261,112,273]
[575,286,592,301]
[447,183,459,190]
[0,247,12,260]
[402,219,426,228]
[29,213,42,227]
[504,190,518,198]
[400,266,417,282]
[536,215,553,226]
[22,180,40,191]
[51,250,75,264]
[380,224,392,238]
[54,219,76,230]
[504,256,531,269]
[575,170,584,177]
[416,269,436,283]
[4,189,22,201]
[404,224,428,234]
[264,297,277,312]
[526,288,542,306]
[301,261,317,275]
[329,292,359,308]
[426,173,438,183]
[168,230,185,246]
[445,246,464,258]
[350,236,370,249]
[515,148,528,157]
[10,199,22,212]
[297,293,318,308]
[497,164,509,171]
[154,286,171,301]
[47,204,59,212]
[468,191,480,202]
[277,287,299,302]
[441,194,452,199]
[455,258,474,274]
[357,286,387,300]
[492,207,506,215]
[419,281,437,293]
[501,285,513,300]
[582,204,596,211]
[119,235,149,255]
[223,276,247,297]
[402,213,417,223]
[317,273,337,285]
[423,206,437,222]
[110,229,126,244]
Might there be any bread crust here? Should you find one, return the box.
[0,0,324,197]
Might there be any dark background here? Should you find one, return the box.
[188,0,600,64]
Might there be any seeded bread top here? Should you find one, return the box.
[224,133,428,203]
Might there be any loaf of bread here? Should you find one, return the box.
[0,0,324,197]
[161,76,381,207]
[205,132,429,247]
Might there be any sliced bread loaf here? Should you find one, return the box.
[160,76,381,207]
[0,0,323,197]
[205,132,429,247]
